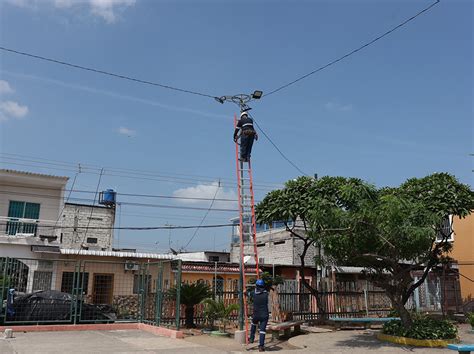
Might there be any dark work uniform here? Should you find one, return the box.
[249,288,269,347]
[233,115,257,161]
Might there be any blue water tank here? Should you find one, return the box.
[101,189,116,205]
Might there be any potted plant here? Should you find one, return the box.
[467,313,474,331]
[201,298,239,336]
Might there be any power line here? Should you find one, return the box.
[0,222,233,230]
[0,46,218,100]
[250,113,308,176]
[183,180,221,250]
[0,190,238,212]
[1,155,283,191]
[80,168,104,251]
[264,0,440,98]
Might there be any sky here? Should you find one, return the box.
[0,0,472,253]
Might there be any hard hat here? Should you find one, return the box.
[240,111,248,118]
[256,279,265,288]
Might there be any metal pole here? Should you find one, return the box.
[238,257,244,331]
[175,259,182,329]
[214,261,217,299]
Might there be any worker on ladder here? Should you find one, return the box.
[233,111,258,162]
[249,279,269,352]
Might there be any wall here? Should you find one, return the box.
[231,228,318,266]
[451,215,474,302]
[0,170,68,239]
[60,203,115,250]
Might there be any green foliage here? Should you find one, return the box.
[467,313,474,328]
[201,298,239,332]
[248,272,283,289]
[383,317,458,340]
[168,282,212,307]
[255,172,474,329]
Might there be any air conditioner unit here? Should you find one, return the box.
[124,261,139,271]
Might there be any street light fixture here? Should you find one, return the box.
[251,90,263,100]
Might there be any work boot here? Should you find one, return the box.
[258,346,265,352]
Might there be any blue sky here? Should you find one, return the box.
[0,0,472,253]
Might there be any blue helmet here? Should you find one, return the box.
[256,279,265,288]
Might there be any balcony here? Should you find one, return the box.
[0,217,58,241]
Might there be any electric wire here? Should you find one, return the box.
[0,222,233,230]
[0,46,218,100]
[79,168,103,251]
[183,180,221,250]
[249,112,308,176]
[264,0,440,98]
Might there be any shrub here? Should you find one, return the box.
[383,316,458,340]
[467,313,474,328]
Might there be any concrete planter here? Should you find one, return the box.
[377,333,459,348]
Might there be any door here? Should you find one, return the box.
[92,274,114,304]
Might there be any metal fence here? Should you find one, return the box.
[0,257,182,328]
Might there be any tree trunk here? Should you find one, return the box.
[391,295,413,328]
[185,305,195,328]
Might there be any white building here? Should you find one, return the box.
[0,169,69,258]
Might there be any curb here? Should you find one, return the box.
[0,323,184,339]
[377,333,459,347]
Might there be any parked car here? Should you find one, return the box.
[1,290,116,323]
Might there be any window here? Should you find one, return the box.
[436,215,454,242]
[87,237,98,244]
[259,258,265,264]
[61,272,89,294]
[33,271,52,291]
[257,243,266,247]
[133,274,152,294]
[274,240,286,245]
[6,201,40,235]
[209,256,220,262]
[213,276,224,297]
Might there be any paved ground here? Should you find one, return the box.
[0,325,472,353]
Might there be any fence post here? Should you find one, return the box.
[363,281,369,317]
[155,262,164,326]
[175,259,182,330]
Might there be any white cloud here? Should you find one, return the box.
[325,101,353,112]
[6,0,136,23]
[0,101,29,121]
[173,182,238,210]
[118,126,136,137]
[0,80,14,95]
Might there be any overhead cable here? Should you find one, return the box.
[0,46,218,100]
[264,0,440,98]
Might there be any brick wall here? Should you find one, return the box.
[60,203,115,250]
[230,228,318,266]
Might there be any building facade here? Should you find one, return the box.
[60,202,115,251]
[451,214,474,307]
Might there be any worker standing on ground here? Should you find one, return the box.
[249,279,269,352]
[233,111,258,162]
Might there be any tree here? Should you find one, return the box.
[256,176,376,314]
[257,173,474,328]
[168,282,212,328]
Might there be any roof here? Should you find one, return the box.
[0,169,69,180]
[180,261,258,274]
[65,202,109,209]
[60,248,174,260]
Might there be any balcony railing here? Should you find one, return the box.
[0,217,58,239]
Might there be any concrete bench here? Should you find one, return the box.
[447,344,474,353]
[268,321,304,339]
[329,317,400,330]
